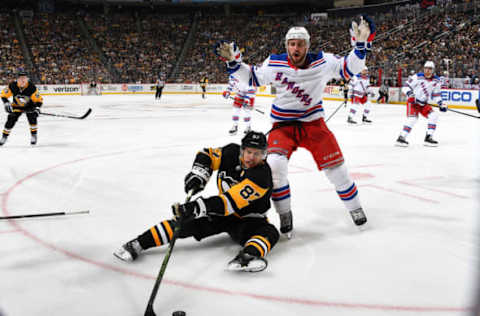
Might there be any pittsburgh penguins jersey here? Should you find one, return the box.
[192,143,272,218]
[200,77,208,87]
[1,81,43,112]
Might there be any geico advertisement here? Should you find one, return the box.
[441,89,479,105]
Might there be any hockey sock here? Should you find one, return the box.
[244,235,271,257]
[400,116,418,138]
[267,154,291,214]
[325,164,361,211]
[137,220,176,250]
[426,111,439,136]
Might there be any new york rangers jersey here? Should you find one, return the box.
[405,73,443,106]
[226,75,256,99]
[349,74,372,99]
[227,48,366,122]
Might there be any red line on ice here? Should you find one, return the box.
[0,152,468,313]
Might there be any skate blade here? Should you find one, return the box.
[227,260,267,273]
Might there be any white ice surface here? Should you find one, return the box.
[0,94,478,316]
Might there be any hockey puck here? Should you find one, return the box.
[172,311,186,316]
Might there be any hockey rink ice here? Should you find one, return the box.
[0,93,479,316]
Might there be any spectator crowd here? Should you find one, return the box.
[0,0,478,88]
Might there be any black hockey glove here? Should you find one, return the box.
[26,106,40,115]
[4,101,12,113]
[184,164,211,195]
[172,198,207,220]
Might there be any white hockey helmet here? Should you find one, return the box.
[285,26,310,49]
[424,61,435,69]
[363,66,368,72]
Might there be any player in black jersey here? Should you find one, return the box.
[339,78,349,104]
[1,71,43,146]
[199,76,208,99]
[155,78,164,100]
[114,131,279,272]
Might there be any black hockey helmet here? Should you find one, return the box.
[241,131,267,151]
[17,69,28,77]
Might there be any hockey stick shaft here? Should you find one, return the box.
[144,190,194,316]
[39,108,92,120]
[0,210,89,220]
[431,104,480,119]
[326,101,347,122]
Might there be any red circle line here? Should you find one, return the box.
[1,152,471,313]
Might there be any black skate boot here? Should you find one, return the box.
[113,238,144,262]
[0,135,8,146]
[229,125,238,135]
[347,116,357,124]
[243,126,251,135]
[362,115,372,124]
[30,134,37,146]
[227,249,268,272]
[395,135,409,147]
[350,208,367,226]
[424,134,438,147]
[279,210,293,239]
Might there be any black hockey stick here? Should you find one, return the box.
[431,104,480,119]
[39,108,92,120]
[144,190,194,316]
[0,210,89,220]
[326,101,347,123]
[228,96,265,114]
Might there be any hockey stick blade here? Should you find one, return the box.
[431,104,480,119]
[39,108,92,120]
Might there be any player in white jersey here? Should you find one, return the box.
[215,16,376,237]
[347,66,373,124]
[396,61,447,147]
[440,71,450,89]
[223,74,257,135]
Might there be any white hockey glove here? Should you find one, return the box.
[214,41,242,64]
[350,15,376,50]
[4,101,12,113]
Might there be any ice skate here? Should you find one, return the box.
[279,210,293,239]
[395,135,409,147]
[243,126,251,135]
[0,135,7,146]
[362,116,372,124]
[350,208,367,226]
[347,116,357,124]
[227,250,268,272]
[113,239,143,262]
[228,125,238,135]
[424,134,438,147]
[30,134,37,146]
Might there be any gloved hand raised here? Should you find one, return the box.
[350,15,376,49]
[214,41,242,64]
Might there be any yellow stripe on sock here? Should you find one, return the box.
[150,227,161,246]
